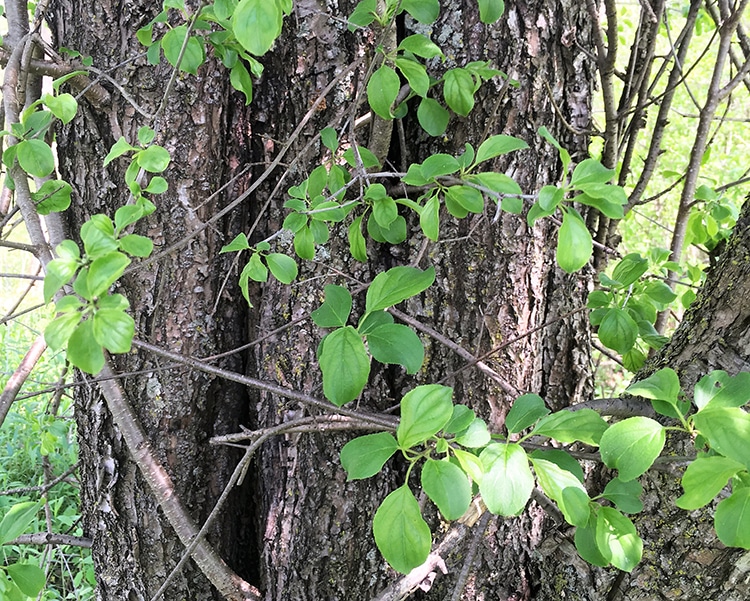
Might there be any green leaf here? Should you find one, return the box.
[692,408,750,468]
[595,507,642,571]
[373,486,431,574]
[417,97,450,137]
[611,253,648,287]
[396,57,429,97]
[293,225,315,260]
[357,309,393,334]
[465,172,523,197]
[266,253,298,284]
[397,384,454,448]
[625,368,680,403]
[532,409,608,446]
[311,285,352,328]
[454,418,491,448]
[477,0,504,23]
[347,0,377,30]
[319,326,370,406]
[81,215,118,259]
[348,215,368,262]
[45,311,82,350]
[445,185,484,214]
[42,92,78,124]
[598,307,638,355]
[7,563,45,597]
[479,443,533,516]
[136,145,171,173]
[574,515,609,567]
[0,501,42,545]
[340,432,398,480]
[421,459,471,520]
[367,323,424,374]
[16,139,55,177]
[372,195,398,228]
[343,145,381,169]
[531,458,590,526]
[230,61,253,104]
[87,252,131,298]
[220,233,251,253]
[92,309,135,353]
[453,448,485,484]
[367,65,400,120]
[529,449,584,483]
[695,371,750,411]
[505,393,549,434]
[421,154,460,180]
[119,234,153,257]
[676,455,745,510]
[474,134,527,165]
[557,208,592,273]
[715,487,750,548]
[443,68,475,116]
[366,266,436,312]
[67,319,105,374]
[242,252,268,282]
[601,478,644,514]
[398,34,444,59]
[599,416,665,481]
[400,0,439,23]
[573,190,625,219]
[31,179,70,215]
[419,194,440,240]
[43,256,79,302]
[103,137,136,166]
[570,158,614,186]
[320,127,338,151]
[444,405,476,434]
[643,280,678,306]
[233,0,283,56]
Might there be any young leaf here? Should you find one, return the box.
[320,127,338,151]
[599,416,665,481]
[531,458,590,526]
[104,137,137,166]
[505,393,549,434]
[444,185,483,214]
[610,253,649,287]
[366,323,424,374]
[474,134,528,166]
[119,234,154,257]
[715,487,750,549]
[319,326,370,406]
[348,216,368,262]
[419,194,440,241]
[372,486,431,574]
[444,405,475,434]
[366,266,436,313]
[233,0,283,56]
[421,459,471,520]
[417,97,450,137]
[597,307,638,355]
[421,154,461,180]
[293,225,315,260]
[340,432,398,480]
[453,448,485,484]
[396,57,429,98]
[556,207,592,273]
[443,68,475,116]
[16,139,55,177]
[397,384,453,448]
[45,312,82,350]
[43,257,79,302]
[0,500,42,545]
[161,26,205,74]
[92,309,135,354]
[529,449,585,483]
[230,61,254,104]
[595,506,642,571]
[398,34,444,59]
[311,284,352,328]
[694,371,750,411]
[574,515,609,567]
[33,179,72,215]
[676,455,745,510]
[265,253,298,284]
[357,310,394,334]
[221,233,251,253]
[479,443,534,516]
[601,478,644,514]
[67,319,105,374]
[347,0,377,29]
[454,418,491,448]
[87,252,131,298]
[625,368,680,403]
[367,64,400,120]
[570,158,614,187]
[692,407,750,468]
[532,409,608,446]
[136,145,171,173]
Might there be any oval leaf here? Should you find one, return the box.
[397,384,453,448]
[421,459,471,520]
[319,326,370,406]
[479,443,533,516]
[557,208,592,273]
[373,486,431,574]
[340,432,398,480]
[366,266,435,313]
[233,0,283,56]
[715,487,750,549]
[367,323,424,374]
[599,416,665,481]
[367,65,400,120]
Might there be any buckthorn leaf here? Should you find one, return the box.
[373,486,431,574]
[340,432,398,480]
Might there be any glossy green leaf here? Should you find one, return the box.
[676,455,745,510]
[372,195,399,228]
[477,0,504,23]
[421,459,471,520]
[574,515,609,567]
[611,253,648,287]
[104,137,136,166]
[31,179,71,215]
[119,234,153,257]
[45,312,82,350]
[505,393,549,434]
[266,253,298,284]
[397,384,453,448]
[625,368,680,403]
[715,487,750,548]
[230,61,253,104]
[417,97,450,136]
[692,408,750,468]
[67,319,105,374]
[444,405,475,434]
[573,190,625,219]
[220,233,251,253]
[529,449,584,483]
[243,252,268,283]
[531,458,590,526]
[419,194,440,240]
[92,309,135,353]
[398,34,444,59]
[474,134,527,165]
[454,418,491,448]
[373,486,431,574]
[421,154,460,180]
[340,432,398,480]
[479,443,533,516]
[367,323,424,374]
[643,280,678,305]
[443,68,475,116]
[136,145,171,173]
[7,563,46,597]
[367,64,400,120]
[453,448,485,484]
[319,326,370,406]
[532,409,608,446]
[400,0,439,23]
[465,172,523,197]
[87,252,131,298]
[357,310,394,334]
[233,0,283,56]
[570,158,614,187]
[0,500,42,545]
[598,307,638,355]
[293,225,315,260]
[311,285,352,328]
[599,416,665,481]
[161,25,205,74]
[595,507,642,571]
[396,57,429,97]
[16,139,55,177]
[42,92,78,124]
[366,266,435,313]
[81,215,118,259]
[601,478,643,514]
[43,257,79,302]
[695,371,750,411]
[445,185,483,214]
[557,208,592,273]
[348,215,368,262]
